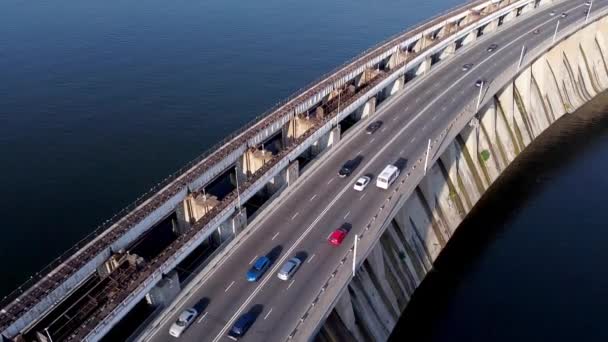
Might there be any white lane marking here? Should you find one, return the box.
[225,281,235,293]
[264,308,273,320]
[410,137,415,143]
[381,127,387,132]
[344,211,351,220]
[370,137,376,143]
[360,193,367,200]
[249,255,258,265]
[327,178,334,185]
[393,116,398,121]
[308,254,316,263]
[287,280,295,290]
[211,6,589,340]
[196,311,208,324]
[271,232,280,240]
[310,194,317,202]
[291,212,299,220]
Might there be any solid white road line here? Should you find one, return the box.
[249,255,258,265]
[225,281,235,293]
[271,232,280,240]
[264,308,273,320]
[209,4,590,340]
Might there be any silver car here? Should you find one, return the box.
[277,257,302,281]
[169,308,198,338]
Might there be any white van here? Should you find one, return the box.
[376,165,400,189]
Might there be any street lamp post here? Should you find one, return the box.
[352,234,358,277]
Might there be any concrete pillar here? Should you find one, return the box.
[214,208,247,244]
[387,50,406,70]
[462,30,477,46]
[361,97,377,119]
[146,270,180,307]
[240,148,273,177]
[334,290,365,341]
[312,124,341,156]
[284,115,315,142]
[175,201,191,234]
[388,75,404,97]
[487,18,499,33]
[286,161,299,186]
[439,42,456,60]
[415,58,431,77]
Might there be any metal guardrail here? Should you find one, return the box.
[0,0,515,335]
[287,4,608,339]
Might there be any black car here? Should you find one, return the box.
[461,63,473,71]
[229,313,255,338]
[338,156,363,178]
[365,121,383,134]
[487,43,498,52]
[338,166,352,178]
[475,79,484,87]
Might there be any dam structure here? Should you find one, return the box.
[1,0,607,341]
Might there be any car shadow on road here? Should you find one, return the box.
[267,245,283,265]
[193,297,210,313]
[294,251,308,263]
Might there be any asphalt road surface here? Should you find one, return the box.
[146,1,606,341]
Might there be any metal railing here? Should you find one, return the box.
[0,0,509,332]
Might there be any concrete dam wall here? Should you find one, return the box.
[315,14,608,342]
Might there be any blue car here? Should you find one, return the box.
[228,312,255,338]
[247,256,270,282]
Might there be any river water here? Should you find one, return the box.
[2,0,607,340]
[391,91,608,341]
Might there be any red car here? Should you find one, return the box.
[328,228,348,246]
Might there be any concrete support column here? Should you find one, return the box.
[415,58,431,77]
[361,96,377,119]
[487,18,499,33]
[462,30,477,46]
[174,201,191,234]
[146,270,180,307]
[214,208,247,244]
[334,290,365,341]
[286,161,299,186]
[439,42,456,60]
[388,75,404,97]
[312,124,341,156]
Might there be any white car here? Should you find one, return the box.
[169,308,198,338]
[277,257,302,281]
[353,176,371,191]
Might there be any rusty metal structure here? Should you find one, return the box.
[0,0,527,340]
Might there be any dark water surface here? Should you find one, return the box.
[0,0,463,298]
[392,91,608,341]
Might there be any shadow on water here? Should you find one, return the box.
[390,91,608,341]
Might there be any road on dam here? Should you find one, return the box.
[146,1,606,341]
